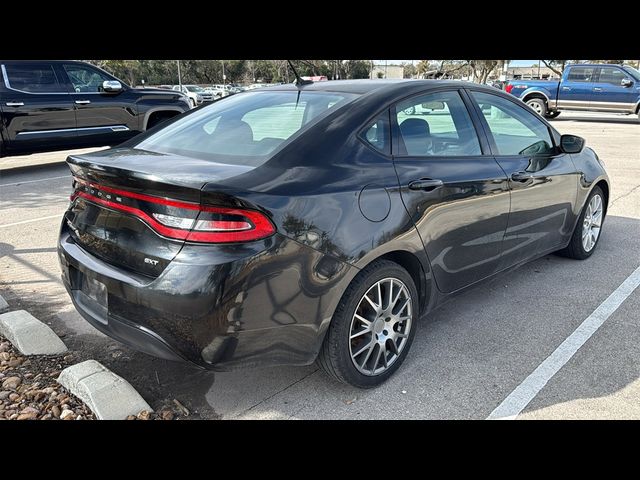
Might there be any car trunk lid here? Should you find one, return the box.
[64,148,256,277]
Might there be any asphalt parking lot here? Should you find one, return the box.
[1,111,638,419]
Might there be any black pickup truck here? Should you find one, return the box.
[0,60,191,157]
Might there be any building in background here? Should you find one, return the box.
[370,63,404,79]
[507,65,560,80]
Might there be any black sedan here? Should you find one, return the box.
[58,80,609,388]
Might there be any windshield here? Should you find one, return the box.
[186,86,204,92]
[135,90,356,166]
[622,66,640,81]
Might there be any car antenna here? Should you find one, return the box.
[287,60,313,109]
[287,60,313,87]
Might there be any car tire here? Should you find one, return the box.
[316,259,419,388]
[557,186,605,260]
[526,98,547,117]
[545,111,560,119]
[190,98,196,108]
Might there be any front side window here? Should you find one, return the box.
[471,91,554,156]
[567,67,595,82]
[63,64,112,93]
[136,90,355,166]
[598,67,630,86]
[4,63,62,93]
[395,90,481,156]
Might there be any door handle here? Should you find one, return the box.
[408,178,444,191]
[5,102,24,107]
[561,87,571,91]
[75,100,91,105]
[511,172,535,182]
[593,87,603,92]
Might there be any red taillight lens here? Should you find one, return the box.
[505,84,514,94]
[72,177,275,243]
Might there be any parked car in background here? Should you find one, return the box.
[506,64,640,119]
[59,80,609,388]
[172,85,215,107]
[0,60,191,158]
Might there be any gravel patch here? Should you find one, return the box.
[0,336,94,420]
[0,335,183,420]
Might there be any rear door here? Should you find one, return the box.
[391,89,510,294]
[1,61,75,151]
[590,66,638,112]
[60,62,138,144]
[468,89,578,268]
[556,66,596,110]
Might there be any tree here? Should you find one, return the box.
[415,60,431,77]
[466,60,499,84]
[540,60,569,76]
[402,62,417,79]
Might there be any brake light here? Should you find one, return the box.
[505,84,514,94]
[72,177,275,243]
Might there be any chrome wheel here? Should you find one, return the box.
[582,194,603,252]
[527,99,543,115]
[403,106,416,115]
[349,277,413,376]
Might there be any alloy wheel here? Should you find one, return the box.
[349,277,413,376]
[582,194,603,252]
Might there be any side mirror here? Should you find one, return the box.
[621,78,633,87]
[560,134,585,154]
[102,80,123,93]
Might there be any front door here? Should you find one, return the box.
[556,65,596,110]
[590,66,638,112]
[1,62,75,152]
[391,89,510,294]
[468,90,579,269]
[60,62,137,144]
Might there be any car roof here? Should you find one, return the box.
[264,79,496,95]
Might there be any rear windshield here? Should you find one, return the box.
[135,90,355,166]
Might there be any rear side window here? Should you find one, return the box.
[136,91,355,166]
[3,63,62,93]
[361,111,390,154]
[567,67,595,82]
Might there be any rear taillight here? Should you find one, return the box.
[72,177,275,243]
[505,84,514,94]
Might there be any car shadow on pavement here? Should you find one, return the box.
[0,180,70,213]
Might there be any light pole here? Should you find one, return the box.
[177,60,182,89]
[222,60,226,88]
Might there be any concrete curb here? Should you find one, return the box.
[0,310,67,355]
[57,360,152,420]
[0,295,8,313]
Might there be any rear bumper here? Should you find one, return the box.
[58,225,356,370]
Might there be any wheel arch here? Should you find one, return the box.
[357,250,430,315]
[522,91,550,105]
[594,179,610,215]
[142,106,187,131]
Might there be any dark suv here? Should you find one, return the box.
[0,60,191,158]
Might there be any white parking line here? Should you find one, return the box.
[0,214,62,229]
[488,264,640,420]
[0,175,70,188]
